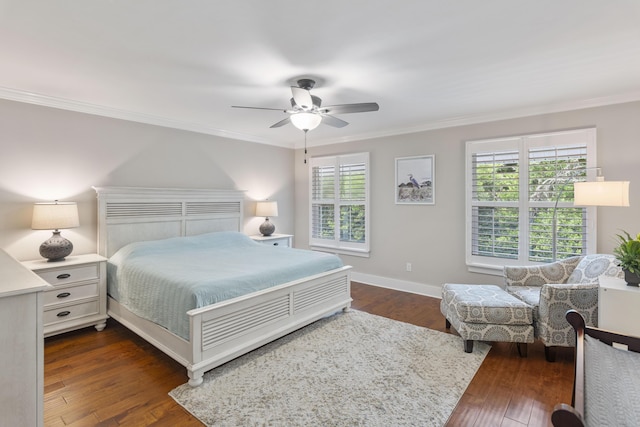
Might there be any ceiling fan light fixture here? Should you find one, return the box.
[290,112,322,131]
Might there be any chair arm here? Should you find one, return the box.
[537,283,599,347]
[503,256,581,287]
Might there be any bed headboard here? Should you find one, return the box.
[93,186,245,258]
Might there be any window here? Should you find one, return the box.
[466,128,596,274]
[309,152,370,256]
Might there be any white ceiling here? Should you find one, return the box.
[2,1,640,149]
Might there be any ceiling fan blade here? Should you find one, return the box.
[269,117,291,128]
[291,87,313,110]
[320,102,379,115]
[232,105,285,111]
[321,114,349,128]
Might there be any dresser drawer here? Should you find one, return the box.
[36,264,99,286]
[43,282,98,307]
[44,300,99,325]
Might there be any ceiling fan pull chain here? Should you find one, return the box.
[304,130,308,164]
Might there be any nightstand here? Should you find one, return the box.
[250,234,293,247]
[598,275,640,337]
[21,254,108,337]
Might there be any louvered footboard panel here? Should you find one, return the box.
[201,295,291,350]
[293,276,349,313]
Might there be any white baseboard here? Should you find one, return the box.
[351,271,442,299]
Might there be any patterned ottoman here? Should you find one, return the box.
[441,283,534,355]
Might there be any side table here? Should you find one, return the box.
[598,275,640,337]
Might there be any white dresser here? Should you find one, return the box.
[21,254,108,337]
[598,275,640,337]
[0,249,52,427]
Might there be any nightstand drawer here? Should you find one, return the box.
[250,234,293,248]
[44,300,99,325]
[259,237,290,247]
[35,264,99,285]
[22,254,108,337]
[43,282,98,307]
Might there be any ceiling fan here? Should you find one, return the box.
[232,78,379,131]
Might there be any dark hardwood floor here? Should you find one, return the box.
[44,282,575,426]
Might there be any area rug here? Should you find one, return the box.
[169,310,490,426]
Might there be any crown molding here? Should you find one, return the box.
[2,85,639,151]
[302,90,640,148]
[0,86,294,148]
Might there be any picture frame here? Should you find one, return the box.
[395,155,435,205]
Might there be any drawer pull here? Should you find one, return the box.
[57,311,71,317]
[57,292,71,299]
[56,273,71,280]
[273,242,279,246]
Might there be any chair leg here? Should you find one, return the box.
[544,345,556,362]
[464,340,473,353]
[445,319,451,329]
[516,342,528,357]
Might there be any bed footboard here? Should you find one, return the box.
[187,266,352,386]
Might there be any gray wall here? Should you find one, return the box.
[294,101,640,295]
[2,97,639,296]
[0,99,294,261]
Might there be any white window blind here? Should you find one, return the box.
[466,128,596,272]
[471,150,520,260]
[527,144,589,262]
[310,152,370,256]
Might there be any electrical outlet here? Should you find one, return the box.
[406,262,412,272]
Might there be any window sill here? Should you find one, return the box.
[466,262,504,277]
[310,245,370,258]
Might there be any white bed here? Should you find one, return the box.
[93,186,352,386]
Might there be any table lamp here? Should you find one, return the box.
[256,201,278,236]
[31,200,80,261]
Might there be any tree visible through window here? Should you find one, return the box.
[467,128,596,271]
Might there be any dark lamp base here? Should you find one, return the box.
[259,218,275,236]
[39,230,73,262]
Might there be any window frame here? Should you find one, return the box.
[309,152,370,257]
[465,128,597,275]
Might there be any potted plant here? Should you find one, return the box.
[613,231,640,286]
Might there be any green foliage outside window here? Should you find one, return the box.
[312,162,366,244]
[474,157,587,262]
[340,205,365,243]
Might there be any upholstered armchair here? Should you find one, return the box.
[504,254,623,361]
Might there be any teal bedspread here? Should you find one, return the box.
[107,231,344,340]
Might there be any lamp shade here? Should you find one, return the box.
[573,180,630,207]
[32,201,80,230]
[290,112,322,131]
[256,201,278,217]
